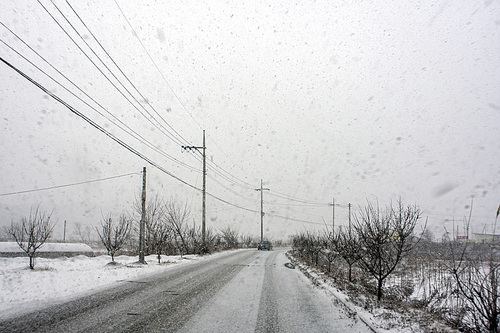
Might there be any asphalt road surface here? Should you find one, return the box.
[0,249,371,332]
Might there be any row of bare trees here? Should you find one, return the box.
[292,200,423,301]
[3,196,261,269]
[445,205,500,333]
[292,200,500,332]
[93,195,260,263]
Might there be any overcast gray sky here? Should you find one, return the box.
[1,0,499,241]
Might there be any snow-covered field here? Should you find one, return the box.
[0,242,93,253]
[0,252,214,320]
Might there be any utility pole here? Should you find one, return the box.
[329,198,335,235]
[494,204,500,243]
[348,203,352,236]
[255,180,270,242]
[63,220,66,242]
[139,166,147,264]
[182,130,207,249]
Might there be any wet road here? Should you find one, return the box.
[0,249,371,332]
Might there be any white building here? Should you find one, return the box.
[472,233,500,243]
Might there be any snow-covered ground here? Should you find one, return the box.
[0,242,93,253]
[1,248,458,332]
[0,252,218,320]
[287,254,459,333]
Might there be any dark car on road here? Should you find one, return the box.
[258,241,273,251]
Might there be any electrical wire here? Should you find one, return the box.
[52,1,237,188]
[207,174,261,204]
[266,213,324,226]
[111,1,272,192]
[0,172,139,196]
[65,0,191,147]
[110,1,341,208]
[0,33,199,173]
[1,56,322,226]
[270,205,333,219]
[113,0,200,132]
[37,0,185,148]
[0,55,199,192]
[2,3,342,226]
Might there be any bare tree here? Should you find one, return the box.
[353,199,423,300]
[448,203,500,332]
[134,194,166,256]
[220,226,240,249]
[165,199,191,256]
[96,214,131,262]
[7,207,54,269]
[309,232,323,266]
[205,227,220,252]
[321,231,338,273]
[74,221,93,243]
[151,219,172,263]
[291,232,309,258]
[452,249,500,332]
[240,234,255,248]
[421,229,435,243]
[292,232,322,265]
[335,227,360,281]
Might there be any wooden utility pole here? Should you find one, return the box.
[494,204,500,242]
[330,198,335,235]
[182,130,207,248]
[63,220,67,242]
[202,131,206,247]
[348,203,352,236]
[139,167,147,264]
[255,180,270,242]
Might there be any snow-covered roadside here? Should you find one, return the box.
[286,252,458,333]
[0,252,229,320]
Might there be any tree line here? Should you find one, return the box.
[291,199,500,332]
[292,199,422,301]
[3,195,272,269]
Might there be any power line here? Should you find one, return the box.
[0,55,199,191]
[64,0,190,147]
[270,202,331,207]
[0,172,139,197]
[54,0,235,187]
[266,190,329,205]
[111,1,273,194]
[2,4,339,226]
[37,0,185,147]
[113,0,200,132]
[111,1,340,208]
[270,205,332,219]
[0,33,199,173]
[0,49,346,228]
[1,56,321,226]
[266,213,324,226]
[207,173,261,204]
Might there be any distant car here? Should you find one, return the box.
[258,241,273,251]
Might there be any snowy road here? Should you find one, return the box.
[0,249,371,332]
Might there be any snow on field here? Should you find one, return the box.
[0,252,210,320]
[0,242,93,253]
